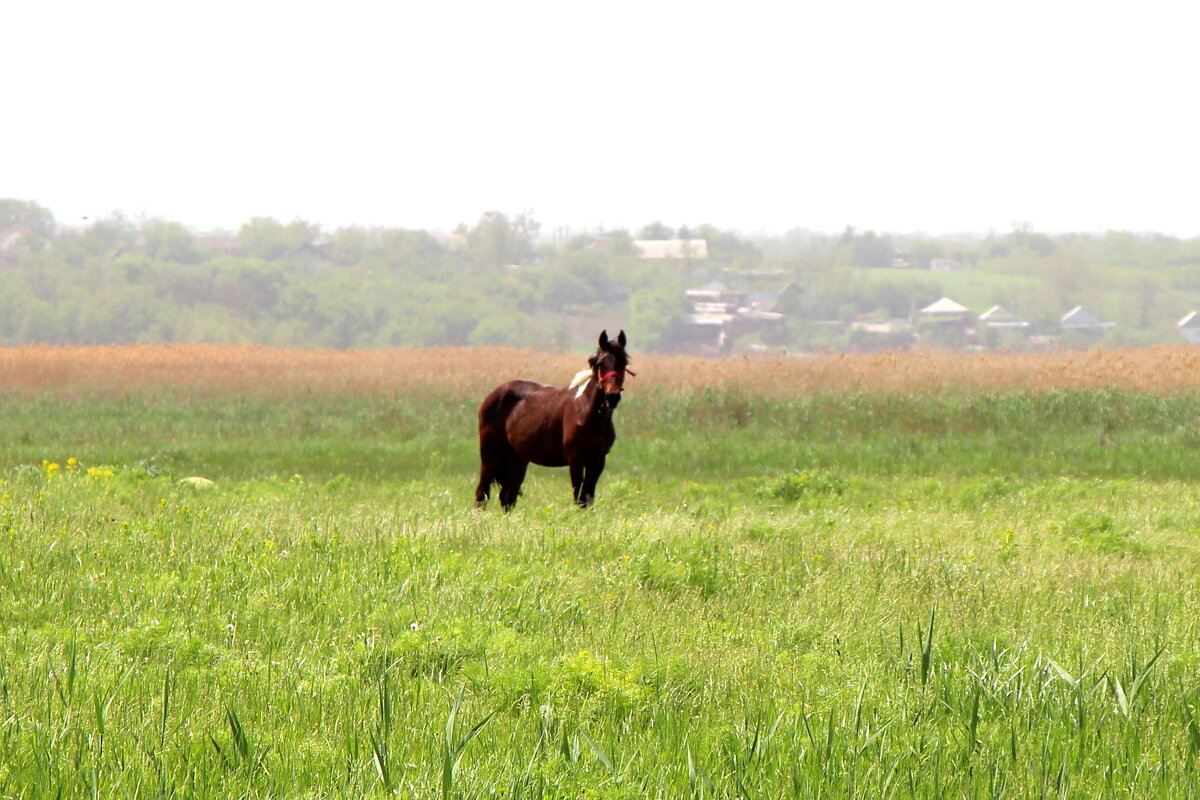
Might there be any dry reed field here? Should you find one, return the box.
[4,343,1200,396]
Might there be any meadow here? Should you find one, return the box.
[3,345,1200,798]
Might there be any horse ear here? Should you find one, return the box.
[598,330,610,350]
[617,330,627,348]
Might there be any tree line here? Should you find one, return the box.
[3,198,1200,352]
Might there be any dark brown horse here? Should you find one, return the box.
[476,330,632,510]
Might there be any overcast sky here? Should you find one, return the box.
[6,0,1199,237]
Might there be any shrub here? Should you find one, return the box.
[766,469,847,501]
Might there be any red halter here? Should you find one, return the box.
[597,368,636,382]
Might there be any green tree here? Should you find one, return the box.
[916,319,969,349]
[0,198,55,237]
[78,286,159,344]
[468,211,539,270]
[900,237,946,270]
[1001,224,1057,257]
[540,269,596,308]
[377,228,447,277]
[86,213,139,250]
[0,283,29,341]
[324,226,372,266]
[1134,274,1166,331]
[16,297,66,343]
[1041,250,1102,312]
[385,295,482,346]
[628,283,687,351]
[692,224,762,270]
[144,219,202,264]
[837,229,894,269]
[238,217,319,260]
[467,312,554,347]
[637,221,673,240]
[212,259,285,319]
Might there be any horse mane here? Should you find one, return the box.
[568,369,592,397]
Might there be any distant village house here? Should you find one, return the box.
[634,239,709,260]
[916,296,974,348]
[1060,306,1114,334]
[918,296,973,322]
[978,305,1029,331]
[683,280,786,352]
[0,224,39,265]
[978,304,1030,347]
[1178,311,1200,344]
[195,235,242,258]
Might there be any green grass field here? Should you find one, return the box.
[3,387,1200,798]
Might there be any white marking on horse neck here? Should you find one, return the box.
[569,369,592,398]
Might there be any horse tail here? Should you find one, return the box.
[476,386,513,506]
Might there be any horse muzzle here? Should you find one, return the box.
[597,370,625,397]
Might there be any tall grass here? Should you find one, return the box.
[3,461,1200,797]
[6,386,1200,481]
[6,343,1200,396]
[4,346,1200,796]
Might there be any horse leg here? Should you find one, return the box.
[499,458,528,512]
[569,462,586,506]
[475,459,497,507]
[475,432,506,507]
[579,454,606,508]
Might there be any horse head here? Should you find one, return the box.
[588,329,633,406]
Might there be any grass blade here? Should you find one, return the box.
[1128,647,1166,704]
[1111,676,1130,718]
[578,728,613,771]
[921,608,936,687]
[1046,658,1077,688]
[443,687,496,800]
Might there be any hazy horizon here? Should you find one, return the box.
[31,209,1199,243]
[8,0,1200,239]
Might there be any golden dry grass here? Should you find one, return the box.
[4,344,1200,398]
